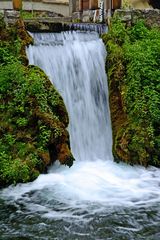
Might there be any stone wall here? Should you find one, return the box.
[1,7,160,28]
[114,9,160,27]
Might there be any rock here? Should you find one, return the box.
[4,10,20,24]
[114,9,160,27]
[24,20,70,32]
[0,19,75,187]
[82,10,95,22]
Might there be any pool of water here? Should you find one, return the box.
[1,161,160,240]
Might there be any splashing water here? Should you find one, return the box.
[0,31,160,239]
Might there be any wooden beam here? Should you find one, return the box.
[112,0,121,9]
[89,0,98,9]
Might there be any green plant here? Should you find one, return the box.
[103,18,160,166]
[16,118,28,127]
[0,19,74,187]
[122,0,132,8]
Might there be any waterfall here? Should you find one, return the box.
[69,23,107,34]
[0,31,160,240]
[27,31,113,162]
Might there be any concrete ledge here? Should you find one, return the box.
[24,20,70,32]
[24,20,107,33]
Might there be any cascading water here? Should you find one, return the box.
[0,31,160,240]
[27,31,113,162]
[69,23,107,34]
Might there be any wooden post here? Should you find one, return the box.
[112,0,121,9]
[12,0,22,10]
[82,0,89,10]
[79,0,83,11]
[106,0,122,10]
[106,0,112,11]
[89,0,98,10]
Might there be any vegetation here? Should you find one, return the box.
[20,10,46,19]
[103,18,160,167]
[20,10,63,20]
[0,17,74,186]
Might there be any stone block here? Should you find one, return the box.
[114,9,160,27]
[82,10,95,22]
[5,10,20,19]
[72,11,82,21]
[114,9,132,21]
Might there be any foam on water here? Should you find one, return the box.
[1,160,160,209]
[1,31,160,220]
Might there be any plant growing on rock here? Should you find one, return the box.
[102,18,160,167]
[0,18,74,187]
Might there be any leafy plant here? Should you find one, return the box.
[103,19,160,166]
[0,19,74,187]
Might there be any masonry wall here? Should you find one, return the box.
[114,9,160,27]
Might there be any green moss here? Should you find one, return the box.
[0,18,74,187]
[103,18,160,167]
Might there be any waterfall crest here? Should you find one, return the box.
[27,31,113,162]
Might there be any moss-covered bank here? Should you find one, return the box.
[102,18,160,167]
[0,16,74,187]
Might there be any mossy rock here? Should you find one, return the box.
[0,18,75,187]
[103,18,160,167]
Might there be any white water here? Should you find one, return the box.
[27,31,113,162]
[1,31,160,219]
